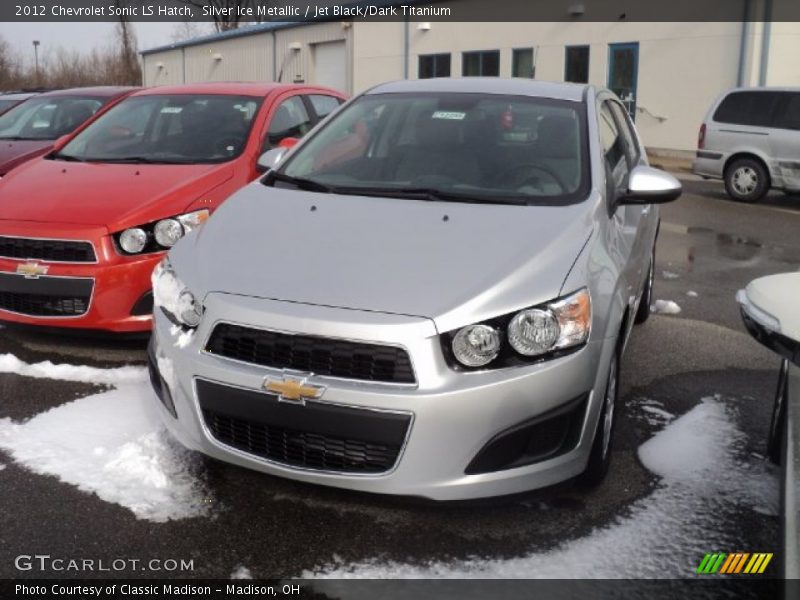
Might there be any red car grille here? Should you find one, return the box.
[0,273,93,317]
[0,236,96,263]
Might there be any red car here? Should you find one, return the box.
[0,82,346,333]
[0,87,136,177]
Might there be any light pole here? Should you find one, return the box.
[32,40,40,85]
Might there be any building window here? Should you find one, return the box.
[418,53,451,79]
[512,48,535,78]
[565,45,590,83]
[462,50,500,77]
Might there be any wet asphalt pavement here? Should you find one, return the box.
[0,175,797,581]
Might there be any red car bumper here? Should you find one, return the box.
[0,221,162,333]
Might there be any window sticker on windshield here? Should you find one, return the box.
[432,111,466,120]
[161,107,183,114]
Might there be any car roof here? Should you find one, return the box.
[37,86,138,98]
[133,82,339,98]
[366,78,590,102]
[723,86,800,94]
[0,92,38,100]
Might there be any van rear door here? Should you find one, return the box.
[770,92,800,191]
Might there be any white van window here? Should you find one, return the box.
[713,91,781,127]
[776,93,800,131]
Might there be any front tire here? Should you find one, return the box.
[724,158,769,203]
[579,344,620,487]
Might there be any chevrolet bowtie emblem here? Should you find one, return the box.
[264,373,325,404]
[16,261,49,279]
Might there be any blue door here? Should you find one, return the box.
[608,42,639,120]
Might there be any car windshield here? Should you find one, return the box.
[56,94,262,164]
[0,95,104,141]
[276,92,589,205]
[0,98,24,114]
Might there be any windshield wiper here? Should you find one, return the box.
[337,187,530,206]
[89,156,163,164]
[269,171,335,193]
[49,152,85,162]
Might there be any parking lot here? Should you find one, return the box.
[0,174,796,580]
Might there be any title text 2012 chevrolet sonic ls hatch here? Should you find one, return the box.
[149,79,681,500]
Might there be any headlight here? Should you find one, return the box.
[508,308,560,356]
[446,288,591,369]
[154,219,183,248]
[152,259,203,328]
[452,324,501,367]
[116,209,209,255]
[119,227,147,254]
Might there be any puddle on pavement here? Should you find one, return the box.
[662,221,800,269]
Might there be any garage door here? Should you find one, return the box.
[313,41,347,92]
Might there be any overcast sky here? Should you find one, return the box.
[0,22,192,66]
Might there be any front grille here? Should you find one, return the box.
[197,379,411,474]
[0,292,88,316]
[0,273,93,317]
[0,236,96,263]
[205,323,416,384]
[204,410,400,473]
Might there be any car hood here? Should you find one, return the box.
[0,158,234,228]
[0,140,52,173]
[177,184,595,330]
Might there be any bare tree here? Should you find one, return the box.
[171,20,212,42]
[113,0,142,85]
[176,0,259,32]
[0,35,23,90]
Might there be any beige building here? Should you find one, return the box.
[140,2,800,154]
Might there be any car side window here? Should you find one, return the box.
[308,95,343,120]
[263,96,313,152]
[713,91,782,127]
[608,101,640,165]
[775,92,800,131]
[599,101,629,193]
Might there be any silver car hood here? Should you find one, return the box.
[177,183,596,332]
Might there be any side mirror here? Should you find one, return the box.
[278,137,299,149]
[619,165,682,205]
[52,134,71,152]
[256,148,286,173]
[737,273,800,366]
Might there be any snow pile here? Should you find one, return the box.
[0,463,6,471]
[231,566,254,580]
[686,291,699,298]
[305,397,777,580]
[651,299,682,315]
[0,353,146,385]
[0,382,211,522]
[662,270,680,280]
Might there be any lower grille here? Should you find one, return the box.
[197,379,411,474]
[0,273,93,317]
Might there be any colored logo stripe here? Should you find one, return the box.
[698,552,773,574]
[697,553,726,574]
[744,553,773,574]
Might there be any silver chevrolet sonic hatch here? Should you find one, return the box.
[149,78,681,500]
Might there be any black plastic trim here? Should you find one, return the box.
[465,393,589,475]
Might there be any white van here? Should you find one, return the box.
[693,88,800,202]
